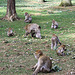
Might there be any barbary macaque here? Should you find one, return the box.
[32,50,52,75]
[51,34,61,50]
[56,45,66,56]
[51,19,58,29]
[10,14,17,22]
[24,12,32,23]
[24,23,41,39]
[7,28,14,37]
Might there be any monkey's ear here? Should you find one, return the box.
[38,26,41,29]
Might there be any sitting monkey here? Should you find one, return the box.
[24,23,41,39]
[51,19,58,29]
[56,45,66,56]
[32,50,52,75]
[24,12,32,23]
[51,34,61,50]
[7,28,14,37]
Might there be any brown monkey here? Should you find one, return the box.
[51,34,61,50]
[10,14,18,22]
[24,12,32,23]
[24,23,41,39]
[32,50,52,75]
[56,45,66,56]
[7,28,14,37]
[51,19,58,29]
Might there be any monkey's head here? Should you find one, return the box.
[34,50,43,59]
[61,45,66,51]
[36,32,41,39]
[25,12,28,15]
[52,34,56,36]
[52,19,55,24]
[8,28,12,30]
[8,28,12,32]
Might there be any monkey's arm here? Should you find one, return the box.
[32,66,41,75]
[57,37,61,45]
[25,16,28,21]
[32,63,38,69]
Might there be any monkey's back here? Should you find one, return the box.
[39,55,52,69]
[25,23,40,32]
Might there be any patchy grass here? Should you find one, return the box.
[0,0,75,75]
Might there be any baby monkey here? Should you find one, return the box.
[51,34,61,50]
[32,50,52,75]
[51,19,58,29]
[7,28,14,37]
[56,45,66,56]
[24,12,32,23]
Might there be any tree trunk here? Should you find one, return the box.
[38,0,46,2]
[59,0,72,6]
[2,0,20,21]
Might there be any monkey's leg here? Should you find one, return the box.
[51,43,54,50]
[40,66,50,72]
[57,38,61,45]
[51,25,54,29]
[31,30,36,38]
[25,20,30,23]
[54,25,57,29]
[33,66,41,75]
[54,42,57,50]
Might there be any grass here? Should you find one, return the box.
[0,0,75,75]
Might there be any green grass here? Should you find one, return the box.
[0,0,75,75]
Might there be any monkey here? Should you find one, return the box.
[56,45,66,56]
[24,23,41,39]
[32,50,52,75]
[10,14,14,22]
[10,14,17,22]
[24,12,32,23]
[51,34,61,50]
[7,28,14,37]
[51,19,58,29]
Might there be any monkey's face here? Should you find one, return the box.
[34,50,43,59]
[34,52,40,59]
[25,12,28,16]
[34,54,38,59]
